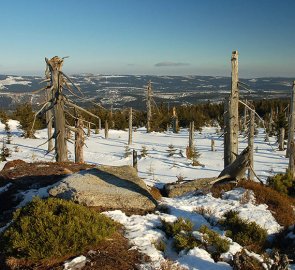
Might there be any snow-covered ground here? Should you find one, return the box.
[0,120,291,269]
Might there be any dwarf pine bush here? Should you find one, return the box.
[199,225,230,255]
[162,217,193,238]
[0,197,117,261]
[221,210,267,251]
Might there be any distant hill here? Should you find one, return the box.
[0,74,293,110]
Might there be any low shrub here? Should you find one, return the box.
[162,217,193,238]
[238,180,295,227]
[267,171,294,195]
[199,225,230,256]
[174,232,200,252]
[0,197,117,262]
[221,211,267,252]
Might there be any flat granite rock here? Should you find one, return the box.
[49,165,157,214]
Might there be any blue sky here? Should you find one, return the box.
[1,0,294,77]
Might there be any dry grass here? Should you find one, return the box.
[149,186,162,200]
[238,180,295,227]
[157,260,187,270]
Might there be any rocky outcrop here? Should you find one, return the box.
[49,165,157,214]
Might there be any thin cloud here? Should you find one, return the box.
[155,62,190,67]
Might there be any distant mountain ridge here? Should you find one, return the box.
[0,74,293,110]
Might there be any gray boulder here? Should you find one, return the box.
[49,165,157,214]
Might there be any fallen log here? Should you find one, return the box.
[163,147,250,197]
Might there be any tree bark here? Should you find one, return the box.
[230,51,239,162]
[87,122,91,137]
[172,107,179,133]
[287,81,295,157]
[279,128,285,151]
[105,120,109,139]
[189,121,194,150]
[211,138,215,151]
[45,66,54,152]
[47,56,68,162]
[133,149,138,171]
[289,140,295,179]
[248,110,254,180]
[146,81,152,133]
[128,107,132,145]
[75,117,84,163]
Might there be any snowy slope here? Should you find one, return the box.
[0,120,291,269]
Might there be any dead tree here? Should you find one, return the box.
[279,128,285,151]
[243,99,248,132]
[133,150,138,171]
[45,65,54,152]
[128,107,132,145]
[189,121,194,150]
[47,57,68,162]
[98,117,102,130]
[289,141,295,179]
[287,81,295,157]
[87,122,91,137]
[211,138,215,151]
[74,116,85,163]
[224,51,239,168]
[248,110,255,180]
[32,56,100,162]
[172,107,179,133]
[146,81,152,133]
[105,120,109,139]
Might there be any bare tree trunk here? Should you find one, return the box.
[230,50,239,162]
[105,120,109,139]
[172,107,179,133]
[279,128,285,151]
[133,149,138,171]
[289,140,295,179]
[224,97,230,167]
[189,121,194,150]
[98,117,101,130]
[243,99,248,132]
[211,138,215,151]
[248,110,255,180]
[287,81,295,157]
[45,66,54,152]
[128,107,132,145]
[87,122,91,137]
[75,117,84,163]
[146,81,152,133]
[47,57,68,162]
[110,105,115,129]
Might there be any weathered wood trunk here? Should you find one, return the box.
[219,146,250,181]
[146,81,152,133]
[47,57,68,162]
[128,107,132,145]
[279,128,285,151]
[87,122,91,137]
[189,121,194,150]
[75,117,84,163]
[105,120,109,139]
[95,125,99,134]
[172,107,179,133]
[243,99,248,132]
[98,117,101,130]
[248,110,255,180]
[289,141,295,179]
[229,51,239,162]
[224,97,230,167]
[45,66,54,152]
[287,81,295,157]
[211,138,215,151]
[133,149,138,171]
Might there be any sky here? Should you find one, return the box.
[0,0,294,77]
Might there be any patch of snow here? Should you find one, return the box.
[63,255,87,270]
